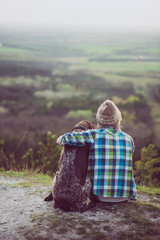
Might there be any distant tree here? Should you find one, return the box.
[118,94,152,126]
[135,144,160,187]
[22,132,61,174]
[36,131,61,174]
[0,132,61,174]
[149,84,160,102]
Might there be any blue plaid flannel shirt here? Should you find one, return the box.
[60,127,137,200]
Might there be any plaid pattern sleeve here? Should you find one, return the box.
[60,129,96,147]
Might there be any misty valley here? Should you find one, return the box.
[0,26,160,186]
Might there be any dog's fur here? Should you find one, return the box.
[52,120,94,212]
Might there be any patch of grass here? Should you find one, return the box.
[137,185,160,197]
[65,109,93,120]
[31,213,44,224]
[128,200,160,213]
[0,76,51,87]
[45,213,60,228]
[1,170,30,177]
[28,190,44,195]
[86,61,160,72]
[71,43,118,55]
[0,170,53,186]
[150,101,160,118]
[0,46,33,54]
[136,201,160,211]
[16,181,34,188]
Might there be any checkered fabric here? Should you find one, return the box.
[60,127,137,200]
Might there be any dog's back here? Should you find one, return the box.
[52,120,94,211]
[52,145,92,211]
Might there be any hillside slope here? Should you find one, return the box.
[0,173,160,240]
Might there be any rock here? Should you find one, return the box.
[0,184,7,190]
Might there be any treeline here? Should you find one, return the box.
[0,133,160,187]
[0,60,62,77]
[135,144,160,187]
[0,132,61,174]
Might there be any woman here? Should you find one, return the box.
[57,100,137,203]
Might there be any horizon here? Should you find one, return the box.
[0,23,160,34]
[0,0,160,31]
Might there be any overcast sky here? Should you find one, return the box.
[0,0,160,29]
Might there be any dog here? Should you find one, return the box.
[44,120,95,212]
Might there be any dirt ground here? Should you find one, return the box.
[0,174,160,240]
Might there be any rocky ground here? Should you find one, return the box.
[0,173,160,240]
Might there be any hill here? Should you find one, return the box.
[0,171,160,240]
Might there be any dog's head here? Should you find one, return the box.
[71,120,94,132]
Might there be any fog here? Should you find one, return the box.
[0,0,160,30]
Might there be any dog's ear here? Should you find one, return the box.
[85,121,95,129]
[89,122,95,129]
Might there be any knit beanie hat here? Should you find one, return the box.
[96,100,120,125]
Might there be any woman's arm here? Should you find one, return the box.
[57,130,96,147]
[57,135,63,145]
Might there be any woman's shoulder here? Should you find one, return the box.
[119,131,134,141]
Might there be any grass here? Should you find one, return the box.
[1,170,160,195]
[137,185,160,197]
[71,43,122,55]
[0,76,51,87]
[150,101,160,118]
[31,213,44,223]
[139,47,160,54]
[85,60,160,72]
[0,170,53,187]
[57,56,160,86]
[0,46,34,54]
[70,43,160,55]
